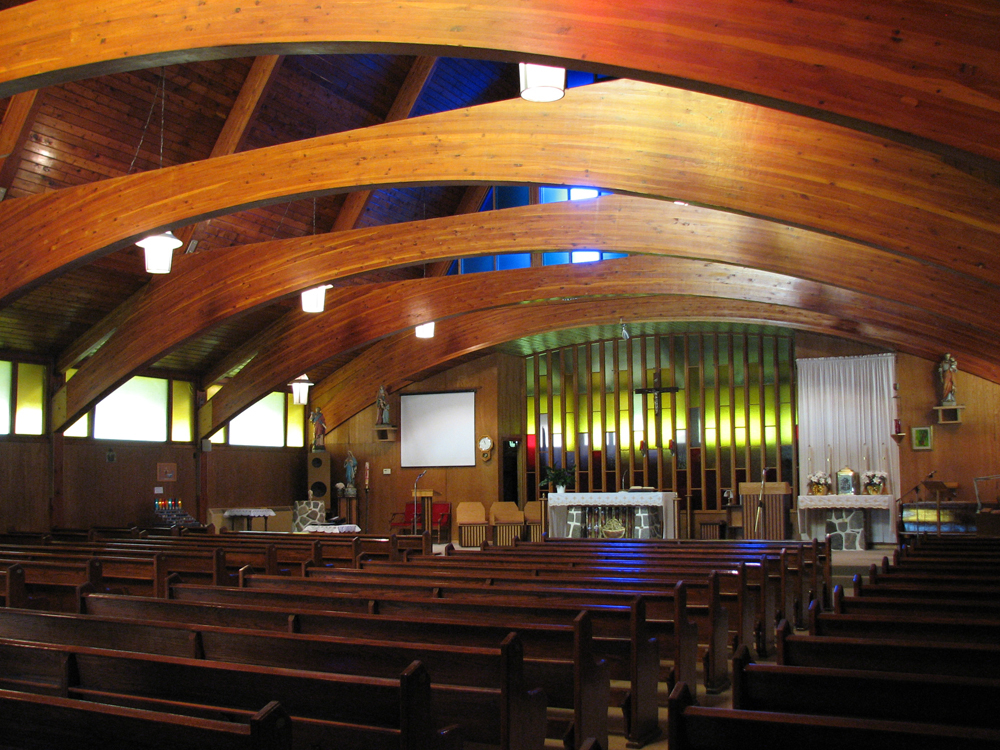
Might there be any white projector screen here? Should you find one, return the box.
[400,391,476,467]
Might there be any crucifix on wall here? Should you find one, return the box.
[634,373,680,415]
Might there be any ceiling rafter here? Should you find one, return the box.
[198,254,999,437]
[330,56,438,232]
[51,192,1000,433]
[2,78,996,313]
[0,90,42,200]
[1,0,997,168]
[304,295,988,433]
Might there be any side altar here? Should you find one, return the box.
[547,491,678,539]
[797,493,894,549]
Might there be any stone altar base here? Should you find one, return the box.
[825,509,867,550]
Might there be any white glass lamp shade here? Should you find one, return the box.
[519,63,566,103]
[415,321,435,338]
[288,374,313,406]
[137,231,183,274]
[301,285,331,313]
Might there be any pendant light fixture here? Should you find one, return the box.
[288,373,313,405]
[519,63,566,102]
[301,285,332,313]
[415,321,435,338]
[133,67,181,273]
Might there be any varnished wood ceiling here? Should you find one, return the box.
[0,0,996,434]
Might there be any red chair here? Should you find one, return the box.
[388,503,424,534]
[430,502,451,543]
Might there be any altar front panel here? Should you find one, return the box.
[547,491,677,539]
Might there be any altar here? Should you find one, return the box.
[547,491,678,539]
[797,494,895,549]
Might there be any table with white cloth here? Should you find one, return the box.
[222,507,276,531]
[547,491,678,539]
[797,494,895,549]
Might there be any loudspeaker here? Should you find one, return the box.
[307,453,332,509]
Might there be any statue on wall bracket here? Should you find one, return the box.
[376,385,391,426]
[938,353,958,405]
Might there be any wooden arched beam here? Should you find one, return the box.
[308,296,997,432]
[0,0,997,165]
[2,79,997,309]
[51,195,1000,432]
[199,255,997,437]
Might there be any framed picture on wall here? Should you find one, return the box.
[912,426,933,451]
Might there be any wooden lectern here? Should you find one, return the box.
[738,482,792,540]
[412,489,435,535]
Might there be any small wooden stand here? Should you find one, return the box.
[374,424,398,442]
[933,405,965,424]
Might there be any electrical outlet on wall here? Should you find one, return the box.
[383,468,391,474]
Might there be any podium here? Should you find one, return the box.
[411,489,435,534]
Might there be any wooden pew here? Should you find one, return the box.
[852,573,1000,601]
[521,537,827,617]
[732,644,1000,728]
[0,690,292,750]
[463,539,804,631]
[84,593,648,747]
[239,568,726,692]
[832,583,1000,619]
[368,553,769,656]
[808,599,1000,645]
[775,619,1000,679]
[0,546,228,598]
[0,557,102,611]
[667,681,1000,750]
[0,637,460,750]
[0,563,27,608]
[0,606,547,750]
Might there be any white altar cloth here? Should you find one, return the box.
[547,491,677,539]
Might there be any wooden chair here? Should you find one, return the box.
[455,502,488,547]
[430,502,451,543]
[524,501,544,542]
[490,502,526,546]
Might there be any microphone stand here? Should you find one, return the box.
[412,470,427,535]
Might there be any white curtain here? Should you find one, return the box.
[797,353,899,543]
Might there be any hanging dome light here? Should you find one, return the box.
[137,230,183,273]
[519,63,566,103]
[301,285,332,313]
[288,373,313,406]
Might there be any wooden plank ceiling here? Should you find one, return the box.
[0,0,997,435]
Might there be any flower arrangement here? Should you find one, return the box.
[862,470,888,494]
[808,471,832,494]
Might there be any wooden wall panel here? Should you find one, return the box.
[0,439,50,531]
[895,353,1000,507]
[205,447,305,514]
[61,441,197,529]
[325,354,504,539]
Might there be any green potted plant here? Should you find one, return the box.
[540,466,575,493]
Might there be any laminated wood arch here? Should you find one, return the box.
[51,195,1000,432]
[305,295,995,433]
[0,0,997,164]
[198,256,997,438]
[2,79,997,306]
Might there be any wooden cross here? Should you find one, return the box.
[634,373,680,413]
